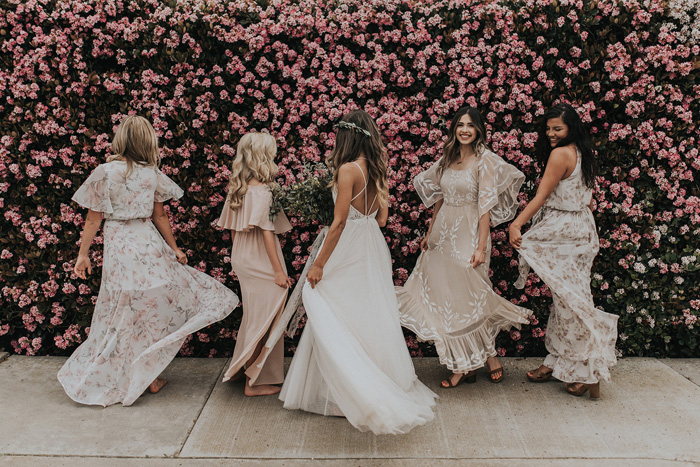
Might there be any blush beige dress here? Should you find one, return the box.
[515,148,618,384]
[58,161,239,407]
[218,185,292,386]
[396,150,531,373]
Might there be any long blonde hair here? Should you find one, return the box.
[226,132,278,209]
[108,115,161,177]
[327,110,389,208]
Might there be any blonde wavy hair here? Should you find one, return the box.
[108,115,161,177]
[226,132,278,209]
[327,110,389,208]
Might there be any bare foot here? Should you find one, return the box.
[244,383,282,397]
[148,378,168,394]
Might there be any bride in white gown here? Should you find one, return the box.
[279,110,437,435]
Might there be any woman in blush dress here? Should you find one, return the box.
[279,110,437,435]
[396,107,531,388]
[217,132,293,396]
[58,115,238,407]
[510,103,618,399]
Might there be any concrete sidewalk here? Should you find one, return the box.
[0,356,698,466]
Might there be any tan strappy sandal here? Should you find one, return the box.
[526,365,553,383]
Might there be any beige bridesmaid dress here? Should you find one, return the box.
[218,185,292,386]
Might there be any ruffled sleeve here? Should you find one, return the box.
[217,187,292,234]
[72,164,114,214]
[477,150,525,226]
[413,157,444,207]
[154,169,184,202]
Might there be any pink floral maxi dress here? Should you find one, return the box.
[217,186,292,386]
[396,150,532,373]
[515,150,618,384]
[58,161,239,406]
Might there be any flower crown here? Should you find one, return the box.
[334,120,371,137]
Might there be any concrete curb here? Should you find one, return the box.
[0,352,9,363]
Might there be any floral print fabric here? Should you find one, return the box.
[515,150,618,384]
[397,152,531,372]
[58,162,238,406]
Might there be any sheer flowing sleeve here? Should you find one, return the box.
[413,158,444,207]
[217,188,292,234]
[154,169,184,202]
[477,150,525,226]
[72,165,114,214]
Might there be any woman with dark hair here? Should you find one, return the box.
[509,103,618,399]
[279,110,437,435]
[397,107,531,388]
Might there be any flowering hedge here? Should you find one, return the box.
[1,0,699,358]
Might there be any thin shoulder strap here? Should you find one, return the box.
[350,162,368,212]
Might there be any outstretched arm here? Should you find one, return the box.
[151,202,187,264]
[509,148,572,249]
[74,209,103,279]
[306,164,354,288]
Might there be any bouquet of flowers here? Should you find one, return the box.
[270,163,334,226]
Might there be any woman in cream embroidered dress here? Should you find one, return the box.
[217,132,292,396]
[510,104,618,399]
[58,116,238,407]
[279,110,436,435]
[397,107,531,388]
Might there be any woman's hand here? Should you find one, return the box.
[470,249,486,268]
[307,263,323,288]
[509,224,522,250]
[420,233,431,251]
[275,271,292,289]
[174,248,188,265]
[74,255,92,279]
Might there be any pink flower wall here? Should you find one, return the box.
[1,0,698,357]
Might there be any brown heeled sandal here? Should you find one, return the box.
[566,382,600,399]
[441,371,476,388]
[526,365,553,383]
[486,361,504,384]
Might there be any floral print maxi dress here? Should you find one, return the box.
[515,149,618,384]
[397,150,532,373]
[58,161,239,407]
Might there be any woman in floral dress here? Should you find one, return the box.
[509,103,618,399]
[397,107,531,388]
[58,115,239,407]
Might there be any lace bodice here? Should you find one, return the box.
[440,167,478,206]
[544,148,592,211]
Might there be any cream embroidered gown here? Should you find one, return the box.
[280,164,437,435]
[217,185,292,386]
[396,150,531,373]
[58,162,239,407]
[515,148,618,384]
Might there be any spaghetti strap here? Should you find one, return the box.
[350,162,369,215]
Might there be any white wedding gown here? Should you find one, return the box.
[280,164,437,435]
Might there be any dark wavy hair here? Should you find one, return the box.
[438,106,489,177]
[535,103,598,188]
[327,109,389,208]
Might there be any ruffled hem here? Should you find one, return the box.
[72,164,115,214]
[477,150,525,226]
[544,353,616,384]
[397,287,531,373]
[217,187,291,234]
